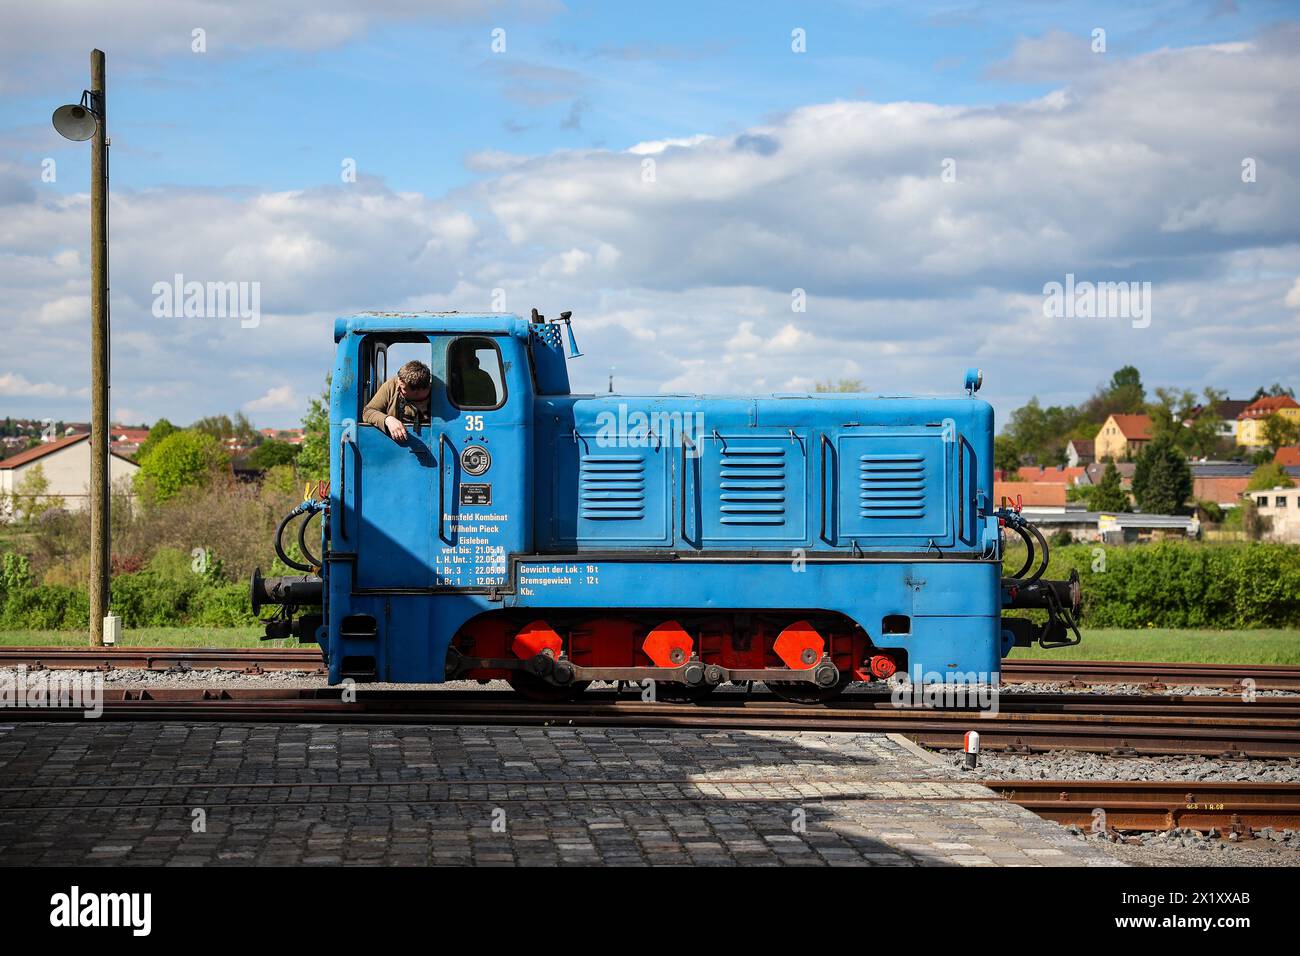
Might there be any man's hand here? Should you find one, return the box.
[384,416,408,442]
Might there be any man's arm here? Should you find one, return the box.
[362,379,395,429]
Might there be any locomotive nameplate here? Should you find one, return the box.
[460,483,492,505]
[460,444,492,476]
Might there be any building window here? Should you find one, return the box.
[1256,496,1269,506]
[1278,497,1289,508]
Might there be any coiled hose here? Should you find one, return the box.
[1006,522,1035,579]
[1021,519,1049,583]
[1005,516,1050,583]
[275,504,319,574]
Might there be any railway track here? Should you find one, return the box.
[0,646,326,673]
[985,780,1300,833]
[4,646,1297,690]
[6,687,1300,758]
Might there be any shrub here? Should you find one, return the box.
[110,570,200,627]
[1048,541,1300,629]
[188,582,257,626]
[1247,463,1295,492]
[247,440,299,470]
[0,584,88,630]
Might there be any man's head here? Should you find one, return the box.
[396,360,432,402]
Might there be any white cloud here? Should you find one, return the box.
[243,385,300,412]
[36,295,89,327]
[1286,278,1300,309]
[0,372,68,397]
[2,30,1299,427]
[627,134,713,155]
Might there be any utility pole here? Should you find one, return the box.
[52,51,112,645]
[88,49,110,646]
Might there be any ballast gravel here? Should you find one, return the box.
[931,749,1300,866]
[1000,680,1296,698]
[937,749,1300,784]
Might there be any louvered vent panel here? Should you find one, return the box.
[718,445,786,526]
[859,453,926,519]
[580,455,646,520]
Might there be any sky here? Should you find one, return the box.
[0,0,1297,429]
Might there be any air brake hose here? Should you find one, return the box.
[1007,522,1035,579]
[297,508,321,570]
[275,505,315,574]
[1023,519,1050,583]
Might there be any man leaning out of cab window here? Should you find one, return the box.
[363,360,432,442]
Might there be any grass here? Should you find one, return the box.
[1,626,1297,664]
[1008,628,1300,665]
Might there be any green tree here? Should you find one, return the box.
[1246,462,1295,492]
[136,418,179,461]
[1183,387,1228,458]
[994,434,1021,474]
[247,440,298,470]
[1076,366,1146,425]
[135,430,229,503]
[1088,462,1129,512]
[1262,413,1300,450]
[1003,398,1080,466]
[1130,435,1192,515]
[1251,382,1295,401]
[192,412,256,445]
[1105,365,1145,411]
[296,378,331,482]
[1146,387,1198,445]
[9,464,65,522]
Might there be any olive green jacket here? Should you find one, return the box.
[362,377,431,431]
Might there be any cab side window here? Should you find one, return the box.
[448,337,505,410]
[363,338,434,406]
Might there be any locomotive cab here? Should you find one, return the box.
[343,327,527,593]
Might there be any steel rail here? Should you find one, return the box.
[985,779,1300,833]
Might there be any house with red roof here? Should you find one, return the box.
[0,433,139,520]
[1094,413,1152,461]
[109,424,152,458]
[1238,395,1300,447]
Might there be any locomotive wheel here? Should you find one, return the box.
[652,681,716,703]
[507,672,591,702]
[765,676,853,705]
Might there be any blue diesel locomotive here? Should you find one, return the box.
[253,311,1080,702]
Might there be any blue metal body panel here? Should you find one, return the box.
[319,313,1003,685]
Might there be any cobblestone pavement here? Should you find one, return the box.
[0,722,1122,866]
